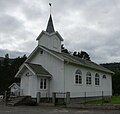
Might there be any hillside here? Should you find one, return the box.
[101,63,120,95]
[0,54,27,94]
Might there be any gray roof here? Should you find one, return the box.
[46,14,55,33]
[9,83,20,88]
[41,46,114,74]
[26,62,52,77]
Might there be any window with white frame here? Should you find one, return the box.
[86,72,92,85]
[40,78,47,89]
[75,69,82,85]
[95,73,100,86]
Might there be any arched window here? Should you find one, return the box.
[75,69,82,85]
[95,73,100,85]
[86,72,92,85]
[103,75,106,79]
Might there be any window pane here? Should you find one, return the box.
[75,75,78,84]
[89,78,91,84]
[103,75,106,79]
[87,72,91,76]
[79,76,82,84]
[76,70,82,74]
[44,79,47,89]
[75,70,82,84]
[95,73,100,85]
[40,79,43,89]
[76,79,78,84]
[86,72,91,85]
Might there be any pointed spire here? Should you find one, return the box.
[46,3,55,33]
[46,14,55,33]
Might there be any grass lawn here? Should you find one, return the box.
[86,96,120,104]
[111,96,120,104]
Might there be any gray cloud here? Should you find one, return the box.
[21,2,42,20]
[0,0,120,63]
[0,14,23,33]
[0,0,23,12]
[0,48,29,58]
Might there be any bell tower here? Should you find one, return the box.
[36,4,63,52]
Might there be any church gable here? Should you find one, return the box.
[15,63,35,78]
[26,63,52,77]
[15,62,52,78]
[26,46,63,64]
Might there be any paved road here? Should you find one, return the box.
[0,104,120,114]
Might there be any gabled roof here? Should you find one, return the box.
[15,62,52,78]
[40,46,114,74]
[26,45,64,63]
[22,45,114,75]
[9,83,20,89]
[46,14,55,33]
[26,63,52,77]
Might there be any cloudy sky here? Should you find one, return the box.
[0,0,120,64]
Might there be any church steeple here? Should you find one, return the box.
[36,3,63,52]
[46,14,55,33]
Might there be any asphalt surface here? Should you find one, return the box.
[0,101,120,114]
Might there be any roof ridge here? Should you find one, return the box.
[38,46,114,74]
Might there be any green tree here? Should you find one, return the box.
[61,44,69,53]
[101,63,120,95]
[3,53,10,67]
[0,54,27,93]
[73,51,91,61]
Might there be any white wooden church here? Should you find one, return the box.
[15,14,114,100]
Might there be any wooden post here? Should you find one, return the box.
[84,92,86,104]
[102,91,104,105]
[52,92,56,106]
[4,91,7,105]
[66,92,70,104]
[36,92,41,103]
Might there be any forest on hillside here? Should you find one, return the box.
[0,54,27,94]
[101,63,120,95]
[0,53,120,95]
